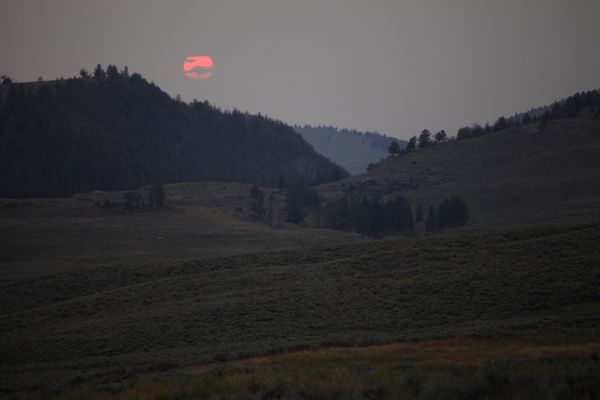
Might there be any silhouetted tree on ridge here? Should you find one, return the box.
[406,136,417,152]
[418,129,432,148]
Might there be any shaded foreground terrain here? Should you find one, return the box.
[58,339,600,399]
[2,222,599,397]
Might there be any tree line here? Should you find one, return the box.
[248,177,321,226]
[122,183,166,214]
[388,129,448,156]
[456,89,600,140]
[247,184,470,236]
[417,196,469,232]
[322,195,415,235]
[379,89,600,163]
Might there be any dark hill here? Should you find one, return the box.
[295,125,406,175]
[0,68,347,198]
[318,117,600,227]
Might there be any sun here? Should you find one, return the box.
[183,56,214,80]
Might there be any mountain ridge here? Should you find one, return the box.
[295,125,406,175]
[0,68,347,198]
[318,116,600,228]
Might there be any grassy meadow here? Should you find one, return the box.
[1,191,599,398]
[0,182,359,279]
[1,175,600,399]
[53,338,600,399]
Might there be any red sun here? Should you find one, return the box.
[183,56,214,80]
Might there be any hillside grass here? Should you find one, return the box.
[1,221,599,396]
[0,182,359,279]
[318,119,600,228]
[24,337,600,399]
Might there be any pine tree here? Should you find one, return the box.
[435,196,468,230]
[406,136,417,152]
[267,194,275,226]
[278,175,286,189]
[493,116,508,132]
[286,189,304,223]
[250,185,265,219]
[123,191,142,214]
[425,205,436,233]
[434,130,447,143]
[418,129,432,148]
[93,64,105,80]
[148,184,165,208]
[313,192,322,227]
[106,64,119,80]
[415,203,424,222]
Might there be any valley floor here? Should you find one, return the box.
[1,184,600,399]
[1,220,600,398]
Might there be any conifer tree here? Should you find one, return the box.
[425,205,437,233]
[148,184,165,208]
[406,136,417,152]
[418,129,432,148]
[415,203,424,222]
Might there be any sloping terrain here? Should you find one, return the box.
[1,223,599,394]
[318,118,600,227]
[0,72,346,198]
[296,125,405,175]
[0,181,359,279]
[62,338,600,399]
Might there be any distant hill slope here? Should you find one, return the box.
[0,69,347,198]
[318,117,600,227]
[295,125,406,175]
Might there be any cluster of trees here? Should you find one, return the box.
[285,179,321,224]
[405,129,448,153]
[0,65,346,198]
[382,89,600,159]
[122,183,166,214]
[322,195,414,235]
[456,89,600,140]
[249,184,277,226]
[248,179,469,235]
[148,183,165,208]
[420,196,469,232]
[248,178,320,225]
[387,129,448,156]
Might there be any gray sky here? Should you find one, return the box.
[2,0,599,139]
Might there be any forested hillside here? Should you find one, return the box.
[0,66,347,198]
[319,117,600,228]
[295,125,405,175]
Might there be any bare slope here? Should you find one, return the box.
[318,118,600,227]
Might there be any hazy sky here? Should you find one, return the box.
[2,0,600,139]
